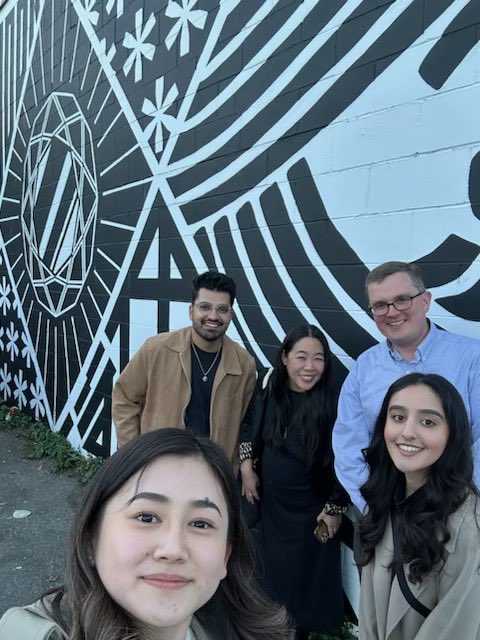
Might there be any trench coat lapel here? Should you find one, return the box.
[371,517,394,637]
[378,518,435,639]
[384,498,470,638]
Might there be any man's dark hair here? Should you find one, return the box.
[365,261,426,301]
[192,271,237,306]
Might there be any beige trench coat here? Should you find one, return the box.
[112,326,256,461]
[0,599,211,640]
[359,493,480,640]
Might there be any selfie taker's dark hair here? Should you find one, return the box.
[359,373,477,584]
[45,429,292,640]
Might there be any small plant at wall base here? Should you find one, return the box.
[309,621,358,640]
[0,401,103,484]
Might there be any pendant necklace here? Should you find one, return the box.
[192,342,221,382]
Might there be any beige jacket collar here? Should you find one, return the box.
[163,326,243,376]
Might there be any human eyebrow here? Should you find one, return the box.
[388,404,407,412]
[127,493,222,516]
[190,498,222,516]
[127,492,169,505]
[418,409,445,419]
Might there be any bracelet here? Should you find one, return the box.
[323,502,348,516]
[239,442,253,462]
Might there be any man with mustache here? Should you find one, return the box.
[112,271,256,462]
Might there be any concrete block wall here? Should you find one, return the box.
[0,0,479,459]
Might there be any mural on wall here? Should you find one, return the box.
[0,0,479,458]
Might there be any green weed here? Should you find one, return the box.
[0,401,103,483]
[309,621,358,639]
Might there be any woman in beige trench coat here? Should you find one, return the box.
[357,373,480,640]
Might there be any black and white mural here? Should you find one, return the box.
[1,0,479,461]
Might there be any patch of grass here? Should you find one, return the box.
[0,401,103,483]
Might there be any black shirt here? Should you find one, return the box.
[184,345,221,437]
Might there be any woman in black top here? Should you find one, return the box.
[239,324,349,640]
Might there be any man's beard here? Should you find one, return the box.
[191,318,229,342]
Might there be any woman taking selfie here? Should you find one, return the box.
[358,373,480,640]
[0,429,292,640]
[239,324,349,640]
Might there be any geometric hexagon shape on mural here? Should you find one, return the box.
[21,93,98,317]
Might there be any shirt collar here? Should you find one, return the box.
[386,319,436,363]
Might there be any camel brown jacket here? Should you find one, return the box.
[112,326,256,461]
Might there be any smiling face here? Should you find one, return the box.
[281,336,325,393]
[189,288,233,350]
[384,384,450,495]
[93,455,231,638]
[367,271,431,359]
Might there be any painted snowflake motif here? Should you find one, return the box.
[0,364,12,400]
[165,0,208,57]
[6,322,19,362]
[0,276,12,315]
[142,77,179,154]
[21,332,32,368]
[123,9,156,82]
[106,0,124,19]
[13,370,28,410]
[0,327,4,351]
[30,379,46,420]
[84,0,99,26]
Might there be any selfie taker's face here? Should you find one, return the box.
[94,455,231,636]
[384,384,449,494]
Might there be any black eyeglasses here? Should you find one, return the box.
[369,291,424,317]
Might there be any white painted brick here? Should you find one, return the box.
[331,101,422,171]
[368,147,472,214]
[419,83,480,153]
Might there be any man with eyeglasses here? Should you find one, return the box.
[333,261,480,512]
[112,271,256,462]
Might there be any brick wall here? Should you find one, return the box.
[0,1,479,456]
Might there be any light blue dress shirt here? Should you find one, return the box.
[333,322,480,512]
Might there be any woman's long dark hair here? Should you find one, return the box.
[269,324,336,469]
[46,429,292,640]
[359,373,477,584]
